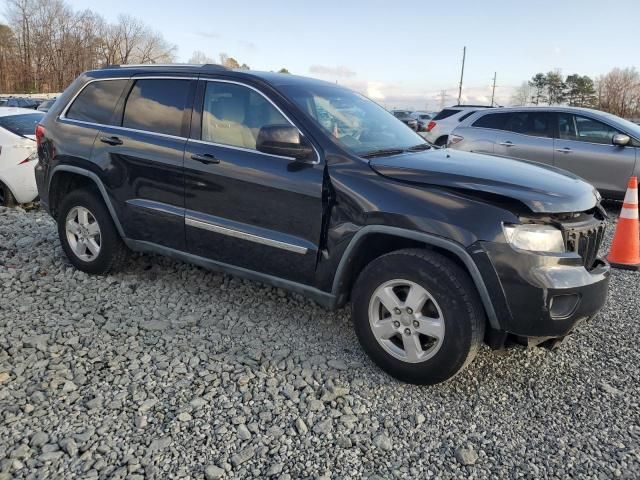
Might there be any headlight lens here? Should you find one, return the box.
[503,224,565,253]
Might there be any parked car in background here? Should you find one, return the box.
[0,97,40,109]
[37,98,57,112]
[391,110,418,130]
[411,111,437,133]
[423,105,493,146]
[36,64,610,384]
[448,106,640,199]
[0,108,43,206]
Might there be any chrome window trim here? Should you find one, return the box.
[185,216,308,255]
[188,138,295,160]
[199,78,320,164]
[59,77,130,121]
[59,118,188,142]
[59,75,197,126]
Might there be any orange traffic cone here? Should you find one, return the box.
[607,176,640,271]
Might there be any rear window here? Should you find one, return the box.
[432,109,461,121]
[122,79,191,136]
[472,112,508,130]
[0,112,44,136]
[66,79,128,125]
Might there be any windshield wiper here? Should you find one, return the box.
[360,148,406,159]
[406,143,431,152]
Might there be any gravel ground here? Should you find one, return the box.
[0,203,639,479]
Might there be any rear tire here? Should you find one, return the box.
[57,188,128,274]
[0,182,16,207]
[352,248,485,385]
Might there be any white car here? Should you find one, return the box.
[422,106,492,146]
[0,108,44,206]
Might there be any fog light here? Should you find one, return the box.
[549,294,580,319]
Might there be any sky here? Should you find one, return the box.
[57,0,640,109]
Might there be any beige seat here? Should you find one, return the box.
[202,96,256,149]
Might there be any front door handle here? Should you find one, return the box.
[191,153,220,164]
[555,147,572,153]
[100,136,123,146]
[499,141,515,147]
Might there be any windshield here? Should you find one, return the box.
[280,83,426,155]
[0,112,43,137]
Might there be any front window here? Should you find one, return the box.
[201,81,292,150]
[558,113,621,145]
[280,84,426,155]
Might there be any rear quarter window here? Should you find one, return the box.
[432,109,461,121]
[65,79,128,125]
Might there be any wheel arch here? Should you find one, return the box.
[330,226,500,329]
[49,165,126,239]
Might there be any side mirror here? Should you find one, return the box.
[612,133,631,146]
[256,125,314,160]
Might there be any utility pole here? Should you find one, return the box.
[490,72,497,106]
[457,46,466,105]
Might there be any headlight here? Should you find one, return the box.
[503,224,565,253]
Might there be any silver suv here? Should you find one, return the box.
[449,106,640,199]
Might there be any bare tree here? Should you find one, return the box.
[1,0,176,93]
[510,81,531,106]
[188,50,215,64]
[597,67,640,118]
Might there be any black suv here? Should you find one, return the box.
[35,64,610,384]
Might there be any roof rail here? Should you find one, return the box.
[101,63,229,71]
[451,104,493,108]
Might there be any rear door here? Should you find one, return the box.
[183,78,325,284]
[90,76,196,250]
[494,111,555,165]
[554,113,636,196]
[453,111,509,154]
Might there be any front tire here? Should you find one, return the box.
[352,249,485,385]
[57,188,128,274]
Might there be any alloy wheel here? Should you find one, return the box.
[65,206,101,262]
[368,279,445,363]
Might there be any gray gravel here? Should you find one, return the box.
[0,203,639,479]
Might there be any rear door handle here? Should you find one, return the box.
[555,147,572,153]
[99,136,123,146]
[499,141,515,147]
[191,153,220,164]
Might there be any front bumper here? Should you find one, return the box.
[473,241,610,338]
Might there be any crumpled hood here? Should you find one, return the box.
[369,148,599,213]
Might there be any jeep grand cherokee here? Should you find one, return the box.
[34,64,610,384]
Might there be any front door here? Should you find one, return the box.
[494,111,555,166]
[554,113,637,196]
[183,79,325,285]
